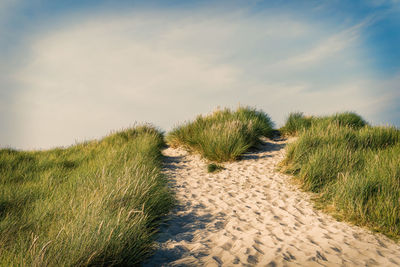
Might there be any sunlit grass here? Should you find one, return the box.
[167,106,274,162]
[280,111,367,136]
[280,113,400,239]
[0,125,174,266]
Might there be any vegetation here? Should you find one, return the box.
[167,107,274,162]
[280,111,367,136]
[3,106,399,266]
[207,163,224,173]
[0,125,174,266]
[280,112,400,239]
[279,112,312,136]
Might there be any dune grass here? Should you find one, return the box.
[280,112,400,239]
[167,107,274,162]
[0,125,174,266]
[280,111,367,136]
[207,163,224,173]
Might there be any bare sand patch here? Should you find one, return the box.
[143,138,400,266]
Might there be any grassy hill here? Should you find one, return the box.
[1,107,399,266]
[167,106,274,162]
[0,125,173,266]
[279,112,400,239]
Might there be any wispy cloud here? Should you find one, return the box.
[283,23,364,67]
[1,4,399,149]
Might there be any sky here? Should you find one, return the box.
[1,0,399,149]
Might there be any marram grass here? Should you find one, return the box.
[0,125,174,266]
[167,107,274,162]
[207,163,224,173]
[280,113,400,239]
[280,111,367,136]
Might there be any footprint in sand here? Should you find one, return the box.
[143,138,400,267]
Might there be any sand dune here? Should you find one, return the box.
[143,138,400,266]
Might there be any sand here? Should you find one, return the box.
[142,138,400,266]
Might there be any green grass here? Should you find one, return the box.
[280,111,367,136]
[207,163,224,173]
[279,112,312,136]
[280,114,400,239]
[0,125,174,266]
[4,106,399,266]
[167,106,274,162]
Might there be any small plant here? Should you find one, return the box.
[207,163,224,173]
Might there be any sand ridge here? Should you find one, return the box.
[143,138,400,266]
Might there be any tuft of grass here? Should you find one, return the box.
[328,111,368,129]
[0,125,174,266]
[167,106,274,162]
[280,111,367,136]
[207,163,224,173]
[280,112,312,136]
[280,113,400,239]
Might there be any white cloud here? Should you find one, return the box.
[6,7,396,149]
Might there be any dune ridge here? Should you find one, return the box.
[143,138,400,266]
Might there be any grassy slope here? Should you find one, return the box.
[3,107,398,266]
[167,107,274,162]
[0,126,174,266]
[280,112,400,239]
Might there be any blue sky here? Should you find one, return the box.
[1,0,399,149]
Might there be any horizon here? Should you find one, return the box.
[1,0,400,150]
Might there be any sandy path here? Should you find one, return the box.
[143,138,400,266]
